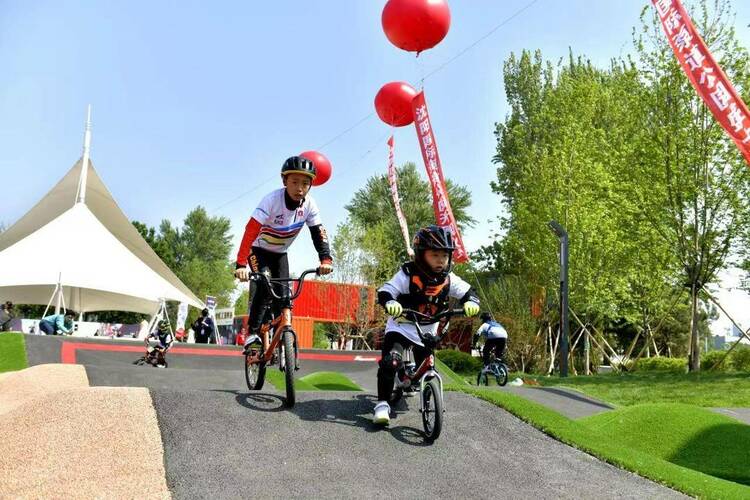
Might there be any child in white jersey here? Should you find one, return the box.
[234,156,333,353]
[373,225,481,425]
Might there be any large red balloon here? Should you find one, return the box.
[374,82,418,127]
[382,0,451,54]
[299,150,332,186]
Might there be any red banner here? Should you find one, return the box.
[387,136,414,257]
[411,91,468,262]
[653,0,750,165]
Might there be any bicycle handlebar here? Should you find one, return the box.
[248,268,320,301]
[400,308,465,324]
[399,308,465,346]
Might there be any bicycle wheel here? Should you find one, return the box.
[282,329,296,408]
[421,378,443,442]
[477,371,488,386]
[245,347,266,390]
[495,364,508,387]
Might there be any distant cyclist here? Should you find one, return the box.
[473,312,508,366]
[138,320,173,368]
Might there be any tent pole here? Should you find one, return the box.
[76,105,92,204]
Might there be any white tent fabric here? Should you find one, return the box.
[0,158,203,314]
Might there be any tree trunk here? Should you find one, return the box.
[688,283,700,372]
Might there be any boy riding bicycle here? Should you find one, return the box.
[373,225,481,425]
[234,156,333,353]
[473,312,508,366]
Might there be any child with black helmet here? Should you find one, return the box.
[234,156,334,354]
[373,225,481,425]
[139,320,174,368]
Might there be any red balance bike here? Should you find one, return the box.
[388,308,465,442]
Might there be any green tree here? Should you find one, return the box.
[132,206,236,327]
[632,0,750,371]
[489,50,664,325]
[342,162,475,284]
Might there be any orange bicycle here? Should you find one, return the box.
[243,267,320,408]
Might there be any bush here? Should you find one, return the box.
[701,350,730,372]
[730,346,750,372]
[633,356,686,373]
[436,349,482,374]
[313,323,329,349]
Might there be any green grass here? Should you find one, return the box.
[0,333,27,373]
[534,371,750,407]
[298,371,362,391]
[434,357,469,388]
[583,404,750,486]
[265,370,362,391]
[452,385,750,499]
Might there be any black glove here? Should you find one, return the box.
[423,335,438,350]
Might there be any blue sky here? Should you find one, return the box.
[3,1,750,275]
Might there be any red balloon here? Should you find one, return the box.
[374,81,418,127]
[299,150,332,186]
[382,0,451,54]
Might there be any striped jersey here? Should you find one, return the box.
[250,188,323,253]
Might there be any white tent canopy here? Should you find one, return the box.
[0,154,204,315]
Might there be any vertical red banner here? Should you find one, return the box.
[411,91,468,262]
[653,0,750,165]
[386,135,414,257]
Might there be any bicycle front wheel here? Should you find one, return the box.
[282,329,296,408]
[421,379,443,442]
[245,348,266,390]
[496,364,508,387]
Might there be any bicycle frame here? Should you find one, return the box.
[393,308,464,413]
[245,309,293,365]
[244,268,317,366]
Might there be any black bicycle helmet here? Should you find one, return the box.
[281,156,317,180]
[412,225,455,283]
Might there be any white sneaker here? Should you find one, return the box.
[373,401,391,426]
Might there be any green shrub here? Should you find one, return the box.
[633,356,686,373]
[313,323,329,349]
[701,350,730,372]
[436,349,482,374]
[731,346,750,372]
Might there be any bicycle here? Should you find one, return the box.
[243,267,319,408]
[387,308,465,442]
[476,348,508,387]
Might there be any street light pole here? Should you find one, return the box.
[548,220,569,378]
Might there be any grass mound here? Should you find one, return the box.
[265,370,361,391]
[582,403,750,485]
[0,333,27,373]
[454,385,750,499]
[298,371,362,391]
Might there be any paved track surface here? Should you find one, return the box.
[151,390,684,499]
[21,334,684,499]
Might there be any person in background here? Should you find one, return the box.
[473,312,508,366]
[0,301,14,332]
[39,311,76,335]
[192,308,214,344]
